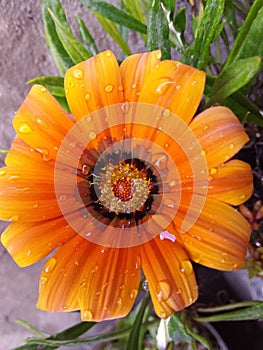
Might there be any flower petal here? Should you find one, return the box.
[12,85,74,161]
[190,106,249,168]
[65,50,124,121]
[139,60,205,124]
[0,166,61,222]
[208,160,253,205]
[141,237,198,318]
[120,50,161,102]
[78,245,141,321]
[37,235,88,312]
[1,216,76,267]
[180,197,250,270]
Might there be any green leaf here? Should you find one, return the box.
[27,76,65,97]
[48,8,92,64]
[195,301,263,322]
[225,0,263,66]
[161,0,176,12]
[147,0,171,59]
[184,0,225,69]
[125,296,149,350]
[14,321,96,350]
[80,0,147,34]
[121,0,147,24]
[205,74,263,126]
[93,13,132,55]
[41,0,74,74]
[207,56,261,105]
[76,16,99,56]
[168,313,193,345]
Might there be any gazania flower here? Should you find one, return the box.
[0,50,253,321]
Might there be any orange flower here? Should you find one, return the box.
[0,50,253,321]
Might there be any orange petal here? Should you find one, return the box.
[12,85,74,161]
[190,106,249,168]
[0,166,62,222]
[180,197,250,270]
[208,160,253,205]
[1,216,76,267]
[120,50,161,102]
[141,237,198,318]
[139,60,205,124]
[65,50,124,121]
[37,235,88,312]
[78,245,141,321]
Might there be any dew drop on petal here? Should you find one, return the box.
[32,203,39,208]
[203,125,209,131]
[73,69,83,79]
[40,87,47,93]
[162,108,170,118]
[0,169,6,176]
[160,230,176,242]
[210,168,218,175]
[117,297,122,305]
[180,260,193,275]
[121,102,130,113]
[83,309,93,321]
[240,194,246,201]
[201,150,206,157]
[89,131,96,140]
[229,143,235,150]
[36,118,49,128]
[18,122,33,134]
[130,289,138,298]
[157,280,172,301]
[85,93,91,101]
[176,288,182,295]
[44,257,57,273]
[59,194,67,201]
[105,84,113,93]
[118,85,124,92]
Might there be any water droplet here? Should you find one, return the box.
[40,277,47,285]
[203,125,209,131]
[69,141,76,148]
[105,84,113,93]
[80,281,87,288]
[117,297,122,305]
[27,249,31,256]
[191,80,196,86]
[176,288,182,295]
[180,260,193,275]
[91,265,98,274]
[118,85,123,92]
[240,194,246,201]
[176,84,181,90]
[154,153,168,170]
[85,93,91,101]
[156,52,162,59]
[157,280,172,301]
[160,230,176,242]
[53,146,58,151]
[130,289,138,298]
[169,179,177,187]
[63,305,69,310]
[8,215,19,222]
[0,169,6,176]
[36,118,49,128]
[40,86,47,93]
[210,168,218,175]
[73,69,83,79]
[201,150,206,156]
[162,109,170,117]
[83,309,93,321]
[18,122,33,134]
[229,143,234,150]
[143,280,149,291]
[35,148,49,155]
[89,131,96,140]
[32,203,39,208]
[121,102,130,113]
[59,194,67,201]
[44,257,57,273]
[131,83,137,89]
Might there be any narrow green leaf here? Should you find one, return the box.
[76,16,99,56]
[205,74,263,126]
[185,0,225,69]
[14,321,96,350]
[27,76,65,97]
[48,9,92,64]
[94,13,132,55]
[41,0,74,74]
[162,0,176,12]
[208,56,261,105]
[225,0,263,66]
[80,0,147,34]
[147,0,171,59]
[125,297,149,350]
[168,314,193,344]
[195,301,263,322]
[121,0,147,24]
[0,149,9,154]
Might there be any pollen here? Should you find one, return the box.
[112,178,134,202]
